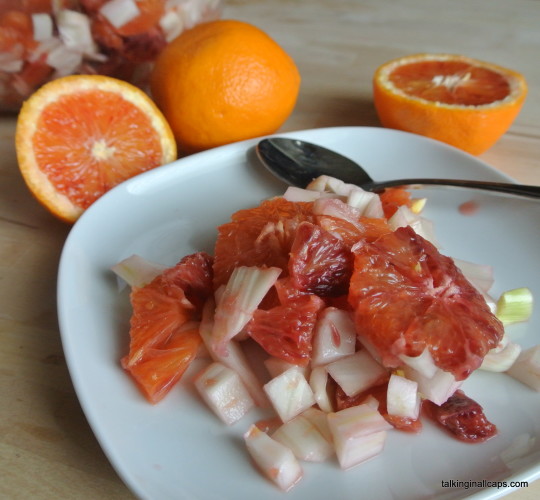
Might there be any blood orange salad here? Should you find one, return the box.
[112,175,536,492]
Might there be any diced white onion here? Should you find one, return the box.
[27,38,61,63]
[178,0,204,29]
[99,0,140,29]
[46,45,83,75]
[31,13,54,42]
[57,10,96,53]
[159,10,184,42]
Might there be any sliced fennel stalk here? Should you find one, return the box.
[496,287,534,326]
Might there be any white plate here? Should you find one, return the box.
[58,127,540,500]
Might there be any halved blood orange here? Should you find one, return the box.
[373,53,527,155]
[15,74,177,223]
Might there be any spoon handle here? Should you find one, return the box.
[363,178,540,199]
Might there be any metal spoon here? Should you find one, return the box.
[256,137,540,198]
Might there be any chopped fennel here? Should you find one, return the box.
[264,357,309,379]
[506,345,540,392]
[243,425,303,492]
[308,366,334,413]
[496,287,534,325]
[327,404,392,470]
[211,266,281,354]
[386,373,421,419]
[271,408,334,462]
[199,299,269,408]
[480,339,522,372]
[264,367,316,423]
[111,254,167,288]
[194,362,255,425]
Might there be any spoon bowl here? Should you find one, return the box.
[256,137,540,199]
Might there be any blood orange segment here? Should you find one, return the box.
[15,75,177,222]
[213,198,314,288]
[246,290,325,367]
[123,324,201,404]
[424,389,497,443]
[288,221,353,297]
[122,252,213,402]
[125,280,190,367]
[317,215,391,248]
[373,53,528,155]
[161,251,214,311]
[348,226,504,381]
[379,187,413,218]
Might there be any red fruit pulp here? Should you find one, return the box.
[424,389,497,443]
[348,226,504,381]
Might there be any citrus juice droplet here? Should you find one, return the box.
[458,200,480,216]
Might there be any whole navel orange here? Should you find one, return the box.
[150,19,301,154]
[373,53,528,155]
[16,75,177,223]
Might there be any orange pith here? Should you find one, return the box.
[16,75,177,223]
[150,20,301,154]
[373,53,527,155]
